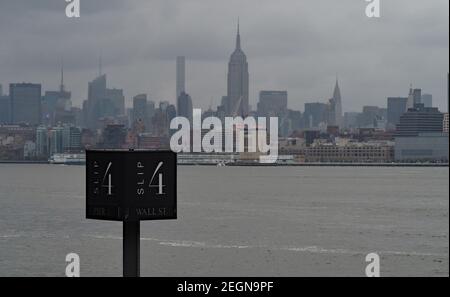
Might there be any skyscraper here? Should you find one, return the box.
[42,62,72,126]
[48,126,64,156]
[304,102,328,129]
[177,92,193,122]
[106,88,125,116]
[10,83,41,126]
[328,79,343,127]
[407,86,422,109]
[227,21,249,116]
[176,56,186,102]
[84,74,107,129]
[396,104,444,137]
[133,94,149,131]
[62,125,82,152]
[421,94,433,108]
[387,97,408,128]
[83,68,125,129]
[36,126,48,158]
[257,91,288,117]
[0,94,10,124]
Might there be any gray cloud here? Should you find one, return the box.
[0,0,448,112]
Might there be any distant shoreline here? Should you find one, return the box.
[0,160,448,168]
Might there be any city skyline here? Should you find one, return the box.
[0,0,448,112]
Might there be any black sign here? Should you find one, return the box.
[86,150,177,221]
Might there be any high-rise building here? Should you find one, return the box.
[344,112,361,129]
[62,125,82,152]
[42,90,71,125]
[10,83,41,126]
[133,94,149,131]
[387,97,408,128]
[106,88,125,116]
[42,64,71,126]
[0,94,10,124]
[83,71,125,129]
[176,56,186,101]
[84,74,106,129]
[304,103,327,129]
[257,91,288,117]
[421,94,433,108]
[407,87,422,109]
[328,79,343,127]
[177,92,193,122]
[0,84,3,96]
[147,100,156,131]
[359,106,385,128]
[48,126,64,156]
[413,89,422,106]
[395,104,444,137]
[36,126,48,158]
[226,21,249,116]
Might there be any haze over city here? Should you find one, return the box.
[0,0,448,112]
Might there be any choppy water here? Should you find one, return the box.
[0,164,448,277]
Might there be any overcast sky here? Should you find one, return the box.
[0,0,448,112]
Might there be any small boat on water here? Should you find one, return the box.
[49,153,86,165]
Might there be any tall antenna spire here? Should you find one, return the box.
[99,54,103,77]
[236,17,241,50]
[60,58,65,92]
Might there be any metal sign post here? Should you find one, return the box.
[123,221,140,277]
[86,150,177,277]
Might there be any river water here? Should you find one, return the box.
[0,164,448,276]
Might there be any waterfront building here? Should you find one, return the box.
[48,126,64,156]
[444,113,449,133]
[395,104,444,137]
[395,133,448,162]
[304,142,394,163]
[36,126,48,158]
[62,126,82,152]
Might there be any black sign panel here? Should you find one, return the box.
[86,150,177,221]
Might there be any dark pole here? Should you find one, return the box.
[123,220,140,277]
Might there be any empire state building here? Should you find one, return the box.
[226,21,249,116]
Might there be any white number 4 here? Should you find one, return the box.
[102,162,113,196]
[149,162,165,195]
